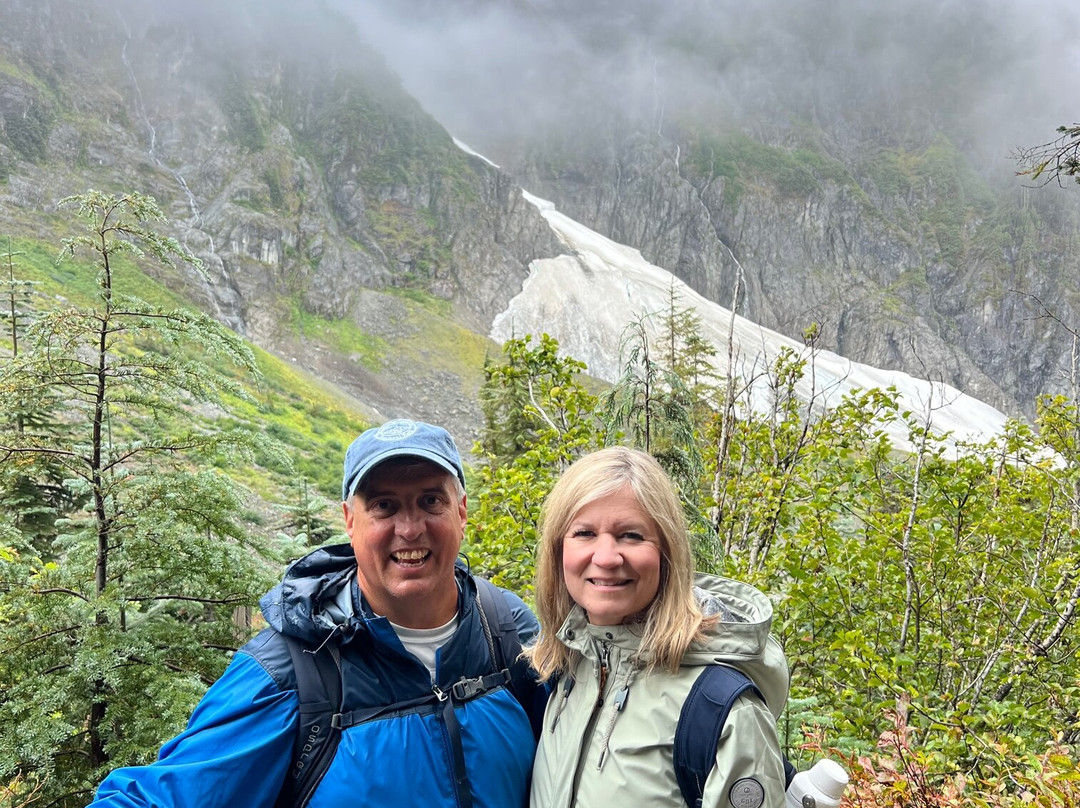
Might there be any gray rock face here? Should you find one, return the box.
[2,0,1077,431]
[0,0,563,438]
[520,131,1080,419]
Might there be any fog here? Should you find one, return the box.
[337,0,1080,175]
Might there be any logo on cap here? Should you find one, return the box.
[375,420,420,441]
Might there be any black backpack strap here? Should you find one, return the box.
[473,576,545,739]
[274,635,343,808]
[272,583,541,808]
[674,665,764,808]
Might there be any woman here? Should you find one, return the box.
[528,447,789,808]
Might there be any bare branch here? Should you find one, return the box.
[123,594,249,605]
[1014,124,1080,188]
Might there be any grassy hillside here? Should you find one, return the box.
[3,230,373,538]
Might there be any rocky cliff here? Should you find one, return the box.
[518,126,1080,417]
[2,0,1078,434]
[0,0,562,437]
[344,0,1080,420]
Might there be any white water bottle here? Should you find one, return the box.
[785,758,849,808]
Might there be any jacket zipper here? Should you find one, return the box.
[595,671,632,770]
[569,641,612,800]
[597,641,611,698]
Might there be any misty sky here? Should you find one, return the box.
[335,0,1080,174]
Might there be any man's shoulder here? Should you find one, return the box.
[470,575,539,646]
[238,627,300,691]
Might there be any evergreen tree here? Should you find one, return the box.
[467,334,604,593]
[1,236,33,364]
[0,191,281,808]
[659,280,718,402]
[1016,122,1080,186]
[602,313,705,519]
[0,236,71,554]
[275,479,338,547]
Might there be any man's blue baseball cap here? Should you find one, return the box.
[342,419,466,501]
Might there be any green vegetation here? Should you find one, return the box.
[0,191,288,807]
[263,164,285,209]
[1,96,53,163]
[686,125,1024,274]
[0,62,56,164]
[0,192,381,807]
[857,136,1007,268]
[386,284,454,316]
[467,296,1080,805]
[685,129,856,206]
[214,72,267,152]
[466,333,606,595]
[2,234,367,504]
[223,343,369,502]
[302,70,474,194]
[285,301,386,372]
[2,184,1079,806]
[367,202,452,280]
[392,290,493,392]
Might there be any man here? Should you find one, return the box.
[89,419,539,808]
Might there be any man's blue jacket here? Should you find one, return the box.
[89,544,539,808]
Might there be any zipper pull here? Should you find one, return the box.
[597,642,610,698]
[549,676,575,731]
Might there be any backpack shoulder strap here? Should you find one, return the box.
[473,576,521,667]
[473,576,544,739]
[274,633,343,808]
[673,664,763,808]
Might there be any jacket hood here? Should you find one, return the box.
[258,543,481,647]
[683,572,789,718]
[259,543,361,644]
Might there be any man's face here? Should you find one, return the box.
[343,460,467,629]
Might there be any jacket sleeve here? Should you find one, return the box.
[702,695,788,808]
[88,651,298,808]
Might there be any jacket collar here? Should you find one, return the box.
[259,542,476,645]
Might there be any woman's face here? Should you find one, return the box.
[561,486,662,626]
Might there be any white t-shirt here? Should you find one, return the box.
[389,615,459,681]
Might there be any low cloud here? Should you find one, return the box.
[337,0,1080,175]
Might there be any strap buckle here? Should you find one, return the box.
[450,669,511,701]
[451,676,487,701]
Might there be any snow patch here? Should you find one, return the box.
[491,190,1011,453]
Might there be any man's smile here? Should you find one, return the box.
[392,548,430,566]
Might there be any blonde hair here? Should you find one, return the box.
[527,447,711,679]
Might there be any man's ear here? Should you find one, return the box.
[343,499,355,532]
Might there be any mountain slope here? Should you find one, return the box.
[0,0,562,439]
[344,0,1080,421]
[3,0,1078,438]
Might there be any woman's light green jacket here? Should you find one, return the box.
[530,573,789,808]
